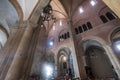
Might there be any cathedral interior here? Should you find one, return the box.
[0,0,120,80]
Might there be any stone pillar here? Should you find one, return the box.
[68,19,87,80]
[21,27,41,80]
[4,22,34,80]
[0,28,25,80]
[30,26,47,79]
[103,0,120,18]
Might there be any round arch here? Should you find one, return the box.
[0,24,9,38]
[79,36,120,79]
[9,0,23,21]
[109,27,120,43]
[109,27,120,62]
[57,47,74,77]
[0,25,8,49]
[79,36,107,55]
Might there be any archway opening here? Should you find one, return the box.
[59,55,68,75]
[82,40,116,79]
[85,46,114,79]
[57,48,74,78]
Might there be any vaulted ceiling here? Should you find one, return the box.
[51,0,84,19]
[0,0,85,32]
[46,0,85,32]
[58,0,84,17]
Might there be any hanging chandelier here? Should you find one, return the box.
[40,4,56,25]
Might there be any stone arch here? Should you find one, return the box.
[58,28,69,37]
[0,24,8,49]
[80,36,107,47]
[57,47,74,77]
[9,0,23,21]
[110,27,120,42]
[0,24,9,38]
[98,6,108,16]
[79,36,120,79]
[109,27,120,59]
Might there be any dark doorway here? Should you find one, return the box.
[85,46,115,79]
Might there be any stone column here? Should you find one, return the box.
[30,26,47,79]
[21,27,41,80]
[103,0,120,18]
[0,28,25,80]
[4,22,34,80]
[67,19,87,80]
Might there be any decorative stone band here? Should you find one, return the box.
[13,20,38,29]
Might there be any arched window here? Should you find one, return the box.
[106,12,116,20]
[64,33,67,39]
[100,15,108,23]
[87,22,93,29]
[75,28,79,34]
[59,35,64,41]
[82,24,88,31]
[61,35,64,39]
[78,26,83,33]
[67,32,70,38]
